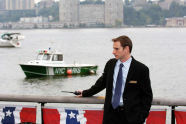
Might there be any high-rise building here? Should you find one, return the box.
[0,0,5,10]
[79,4,105,26]
[24,0,34,10]
[105,0,123,26]
[59,0,79,26]
[59,0,124,27]
[4,0,34,10]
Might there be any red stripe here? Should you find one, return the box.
[20,108,36,123]
[146,111,166,124]
[42,108,60,124]
[175,111,186,124]
[84,110,103,124]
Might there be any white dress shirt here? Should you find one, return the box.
[112,57,132,106]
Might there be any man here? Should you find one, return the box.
[77,35,153,124]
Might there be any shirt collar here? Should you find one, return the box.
[117,57,132,68]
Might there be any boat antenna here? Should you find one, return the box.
[49,41,54,51]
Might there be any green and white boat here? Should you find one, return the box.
[20,49,98,78]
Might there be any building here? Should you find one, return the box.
[104,0,123,26]
[166,16,186,27]
[59,0,79,27]
[79,4,105,26]
[3,0,34,10]
[37,0,55,9]
[59,0,123,27]
[0,0,5,10]
[20,16,49,23]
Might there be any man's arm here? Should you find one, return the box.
[77,59,113,97]
[139,66,153,121]
[82,75,106,97]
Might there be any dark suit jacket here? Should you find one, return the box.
[82,57,153,123]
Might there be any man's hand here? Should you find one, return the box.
[75,90,83,97]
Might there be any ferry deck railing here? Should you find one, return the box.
[0,94,185,124]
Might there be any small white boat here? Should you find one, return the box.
[0,33,25,47]
[20,48,98,78]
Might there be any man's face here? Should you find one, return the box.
[112,41,127,61]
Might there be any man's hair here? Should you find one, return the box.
[112,35,133,53]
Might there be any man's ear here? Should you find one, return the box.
[124,46,129,51]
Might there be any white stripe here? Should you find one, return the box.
[57,108,66,124]
[77,110,87,124]
[0,107,5,122]
[150,109,167,111]
[43,106,103,111]
[13,106,22,123]
[48,67,54,75]
[0,104,36,108]
[175,109,186,112]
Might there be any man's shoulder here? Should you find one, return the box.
[107,58,117,64]
[132,58,149,69]
[104,58,117,68]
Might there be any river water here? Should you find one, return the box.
[0,28,186,100]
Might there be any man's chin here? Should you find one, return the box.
[115,57,119,59]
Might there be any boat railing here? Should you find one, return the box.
[0,94,184,124]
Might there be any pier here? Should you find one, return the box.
[0,94,185,123]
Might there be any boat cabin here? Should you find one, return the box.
[1,33,21,40]
[36,50,63,62]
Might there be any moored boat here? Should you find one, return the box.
[19,49,98,78]
[0,33,25,47]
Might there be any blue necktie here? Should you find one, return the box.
[112,63,124,109]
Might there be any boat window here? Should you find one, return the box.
[36,53,43,60]
[1,34,12,40]
[58,55,63,61]
[43,54,51,60]
[52,54,63,61]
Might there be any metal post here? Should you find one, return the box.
[40,102,46,124]
[171,106,175,124]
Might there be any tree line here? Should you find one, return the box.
[124,2,186,26]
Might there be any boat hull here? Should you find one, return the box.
[20,64,98,78]
[0,39,21,47]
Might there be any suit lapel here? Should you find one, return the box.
[110,59,117,84]
[126,57,136,84]
[111,59,117,76]
[122,57,136,97]
[108,59,117,96]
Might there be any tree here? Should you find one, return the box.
[125,0,131,6]
[115,19,122,27]
[167,2,186,17]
